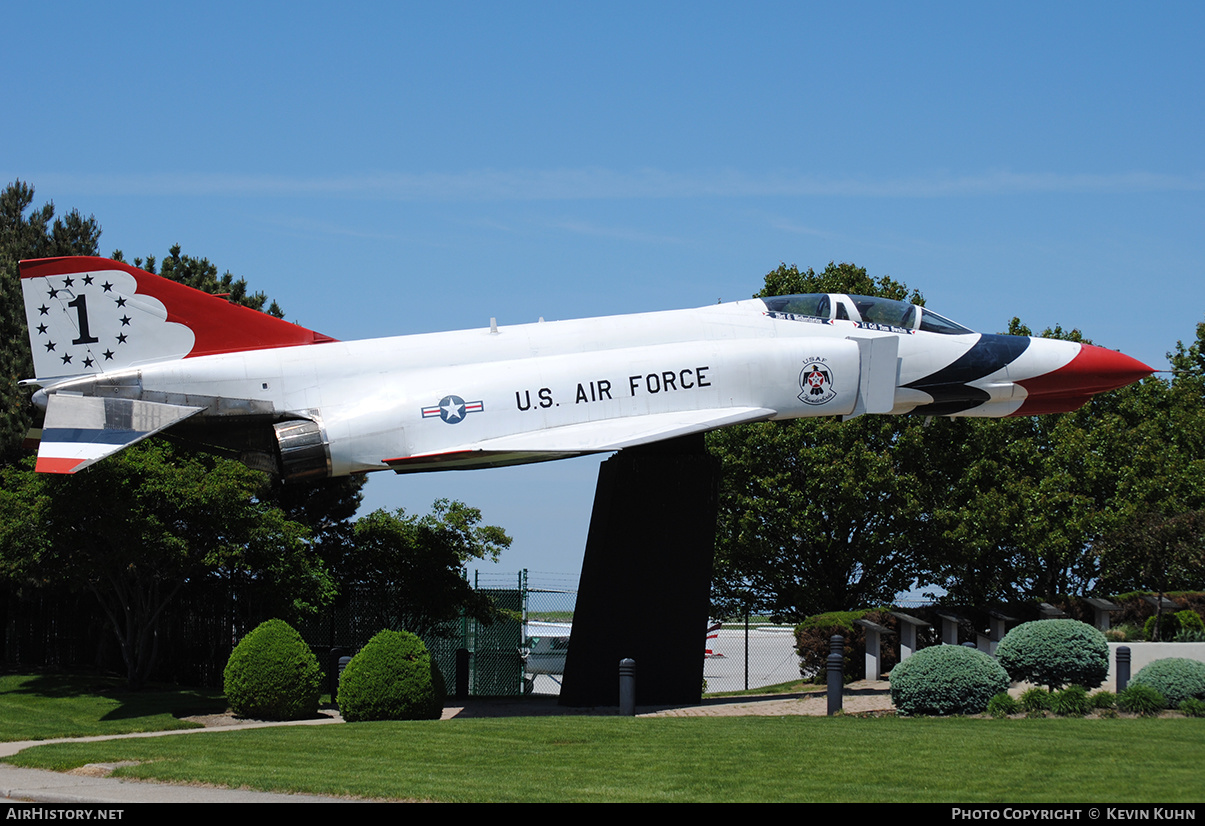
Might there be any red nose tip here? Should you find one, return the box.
[1014,343,1153,415]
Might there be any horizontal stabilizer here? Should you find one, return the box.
[385,407,774,473]
[36,394,203,473]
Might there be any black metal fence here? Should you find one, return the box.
[5,573,806,696]
[1,572,571,697]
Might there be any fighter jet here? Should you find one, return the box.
[19,256,1152,480]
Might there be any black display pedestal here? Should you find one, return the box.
[559,434,720,707]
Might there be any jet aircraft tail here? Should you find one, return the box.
[19,256,335,383]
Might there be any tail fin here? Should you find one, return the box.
[20,256,335,382]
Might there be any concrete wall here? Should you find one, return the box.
[1104,642,1205,690]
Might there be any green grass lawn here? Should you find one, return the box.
[5,715,1204,803]
[0,673,226,742]
[2,672,1203,803]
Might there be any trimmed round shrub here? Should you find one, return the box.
[995,620,1109,689]
[794,609,900,684]
[1145,613,1180,641]
[1117,683,1166,716]
[224,619,321,720]
[1177,610,1205,634]
[338,630,445,722]
[1131,658,1205,709]
[889,645,1009,716]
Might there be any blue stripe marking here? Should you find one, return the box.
[41,427,144,445]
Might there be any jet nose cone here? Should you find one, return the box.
[1014,341,1153,415]
[1058,343,1154,394]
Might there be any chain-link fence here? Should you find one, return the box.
[702,619,803,692]
[464,571,574,696]
[517,572,576,696]
[470,573,804,696]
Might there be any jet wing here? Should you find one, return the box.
[384,406,775,473]
[34,394,204,474]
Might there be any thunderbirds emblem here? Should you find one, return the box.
[798,359,836,405]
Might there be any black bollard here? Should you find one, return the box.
[619,658,636,716]
[456,647,470,700]
[827,635,845,716]
[335,655,352,707]
[1116,645,1131,692]
[329,647,348,700]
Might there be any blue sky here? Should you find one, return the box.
[5,2,1203,583]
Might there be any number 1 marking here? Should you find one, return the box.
[67,294,99,345]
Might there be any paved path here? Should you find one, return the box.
[0,715,351,803]
[2,682,894,803]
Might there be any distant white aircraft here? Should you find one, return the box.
[19,256,1152,479]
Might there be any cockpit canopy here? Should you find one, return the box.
[760,294,973,335]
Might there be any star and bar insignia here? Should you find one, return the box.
[421,394,485,424]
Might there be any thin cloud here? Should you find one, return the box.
[768,219,841,238]
[25,168,1205,202]
[256,214,402,241]
[544,218,685,244]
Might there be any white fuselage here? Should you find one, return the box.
[21,256,1154,479]
[78,298,1042,475]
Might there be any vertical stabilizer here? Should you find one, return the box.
[20,256,335,381]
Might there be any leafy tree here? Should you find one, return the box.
[914,319,1201,604]
[709,414,927,619]
[0,185,517,684]
[910,415,1035,604]
[707,263,929,619]
[0,441,330,688]
[920,398,1109,604]
[270,473,367,564]
[758,261,920,305]
[1088,319,1205,613]
[329,501,512,638]
[706,261,1202,615]
[112,245,284,317]
[1170,317,1205,381]
[1095,511,1205,638]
